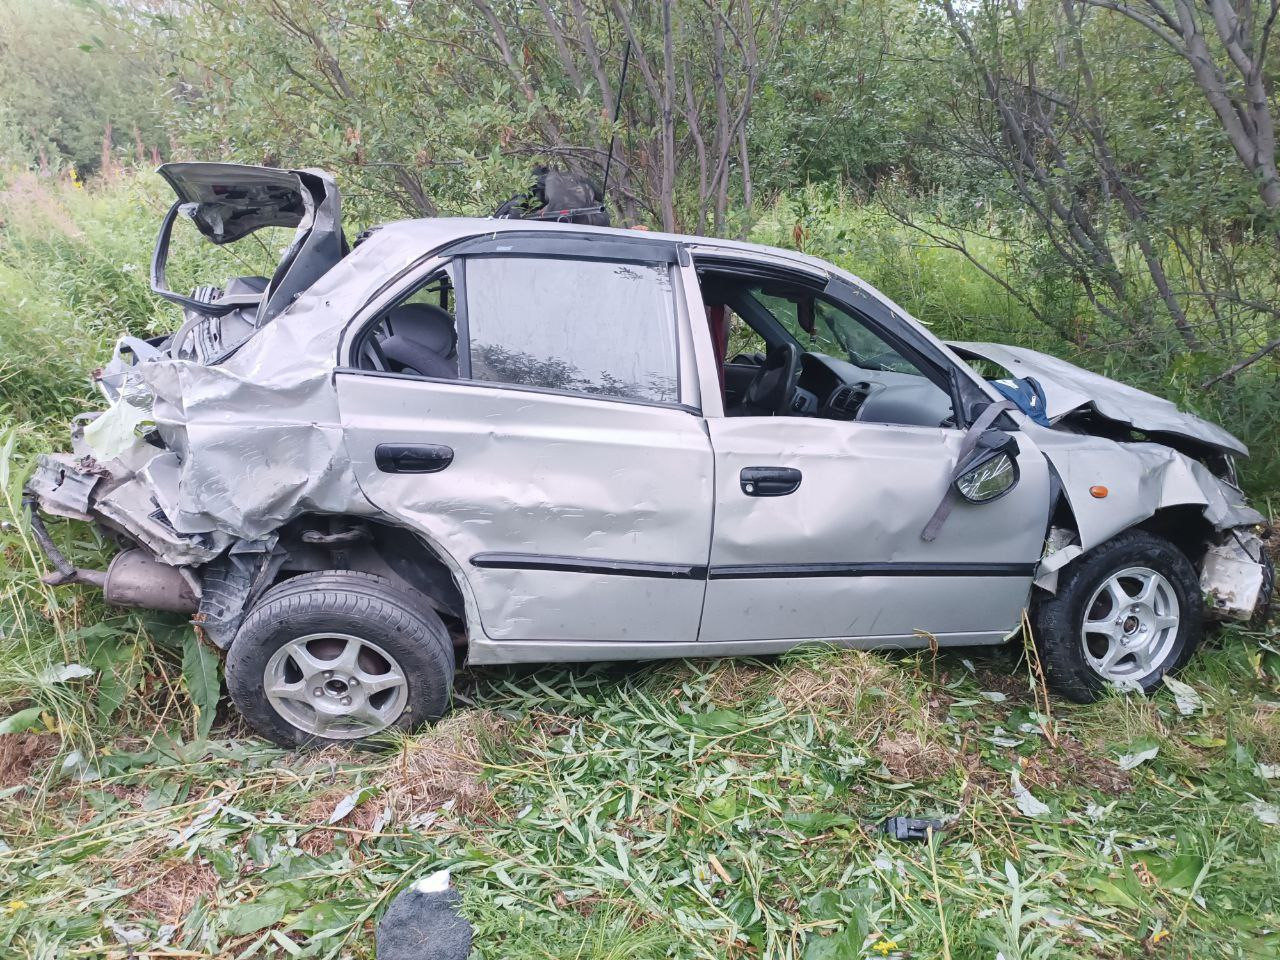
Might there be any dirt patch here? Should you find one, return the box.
[1240,702,1280,764]
[124,860,221,926]
[773,650,908,722]
[1020,735,1132,795]
[383,709,508,821]
[699,660,769,706]
[0,733,59,788]
[297,783,390,855]
[875,731,957,783]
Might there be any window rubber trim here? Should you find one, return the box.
[332,367,702,416]
[442,230,680,264]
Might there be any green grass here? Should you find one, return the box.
[0,172,1277,958]
[1,640,1278,958]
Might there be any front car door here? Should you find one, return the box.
[685,254,1052,648]
[335,233,714,653]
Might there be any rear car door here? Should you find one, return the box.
[689,261,1052,647]
[334,234,714,647]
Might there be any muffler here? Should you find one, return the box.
[29,498,199,613]
[102,549,199,613]
[43,549,199,614]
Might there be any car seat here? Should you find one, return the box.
[379,303,458,378]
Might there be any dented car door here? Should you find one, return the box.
[335,236,715,646]
[687,261,1054,647]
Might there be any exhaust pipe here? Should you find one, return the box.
[42,549,198,614]
[103,549,199,613]
[29,499,198,613]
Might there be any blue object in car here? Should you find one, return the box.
[991,376,1051,426]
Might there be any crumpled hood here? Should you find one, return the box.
[950,342,1247,458]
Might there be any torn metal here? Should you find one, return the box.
[1201,532,1271,621]
[950,341,1247,456]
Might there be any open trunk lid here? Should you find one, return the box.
[151,162,344,328]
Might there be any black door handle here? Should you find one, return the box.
[375,443,454,474]
[740,466,802,497]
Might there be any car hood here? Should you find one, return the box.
[949,341,1248,458]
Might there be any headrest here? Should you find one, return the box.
[385,302,456,357]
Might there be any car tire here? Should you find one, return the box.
[1031,530,1203,703]
[226,571,455,748]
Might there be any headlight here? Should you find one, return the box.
[955,451,1018,503]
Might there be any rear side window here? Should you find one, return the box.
[464,256,679,404]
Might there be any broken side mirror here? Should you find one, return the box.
[954,430,1020,503]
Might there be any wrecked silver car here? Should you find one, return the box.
[26,163,1273,746]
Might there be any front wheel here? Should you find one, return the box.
[226,571,455,748]
[1031,530,1203,702]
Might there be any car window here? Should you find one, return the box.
[724,306,765,359]
[753,289,927,377]
[464,256,679,404]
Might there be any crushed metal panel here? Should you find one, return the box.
[1023,423,1262,552]
[1034,525,1083,592]
[1201,533,1268,620]
[27,453,100,520]
[104,228,426,559]
[951,341,1248,457]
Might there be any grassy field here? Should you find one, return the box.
[0,173,1277,959]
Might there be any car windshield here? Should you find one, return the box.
[752,289,921,375]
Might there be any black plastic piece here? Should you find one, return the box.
[740,466,802,497]
[471,552,706,580]
[875,817,945,842]
[375,443,455,474]
[23,495,77,583]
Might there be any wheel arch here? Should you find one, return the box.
[273,514,477,645]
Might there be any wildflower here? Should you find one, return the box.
[873,939,897,955]
[1151,929,1170,944]
[4,901,28,913]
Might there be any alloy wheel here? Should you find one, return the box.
[263,632,409,739]
[1080,566,1181,684]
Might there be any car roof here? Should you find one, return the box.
[368,216,838,277]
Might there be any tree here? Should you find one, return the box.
[0,0,165,174]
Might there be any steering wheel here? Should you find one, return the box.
[743,341,801,414]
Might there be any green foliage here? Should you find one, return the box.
[0,0,166,173]
[0,632,1277,957]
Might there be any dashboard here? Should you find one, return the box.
[794,353,955,428]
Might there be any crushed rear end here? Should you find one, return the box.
[26,162,347,629]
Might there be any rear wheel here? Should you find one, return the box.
[1032,530,1202,702]
[226,571,454,747]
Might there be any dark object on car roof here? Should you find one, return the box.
[376,877,472,960]
[492,166,610,226]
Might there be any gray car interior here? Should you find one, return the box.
[357,274,459,378]
[699,268,954,427]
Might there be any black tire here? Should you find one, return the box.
[226,571,455,748]
[1031,529,1203,703]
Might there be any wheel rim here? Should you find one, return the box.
[263,633,409,739]
[1080,566,1181,684]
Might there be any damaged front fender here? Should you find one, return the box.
[1029,423,1268,618]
